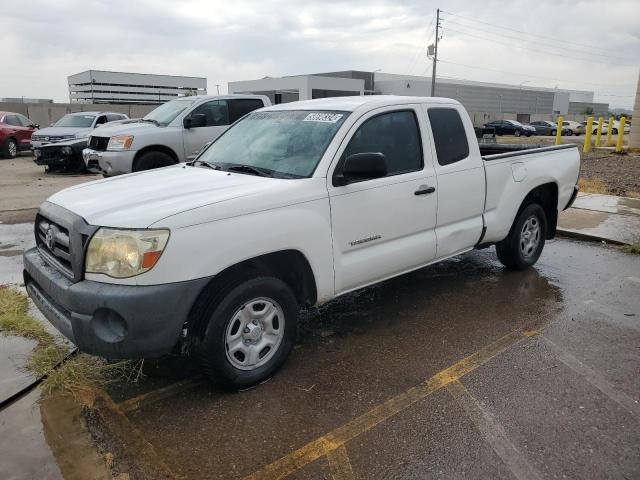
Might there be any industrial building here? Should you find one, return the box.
[68,70,207,104]
[229,70,608,123]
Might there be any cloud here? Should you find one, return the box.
[1,0,638,107]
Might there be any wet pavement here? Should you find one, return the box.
[1,219,639,479]
[99,239,639,480]
[558,193,640,245]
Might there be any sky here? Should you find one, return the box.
[1,0,638,108]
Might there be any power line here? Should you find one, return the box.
[403,14,435,76]
[437,59,632,88]
[439,9,637,56]
[440,26,637,67]
[441,18,636,62]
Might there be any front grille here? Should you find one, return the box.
[38,147,64,159]
[89,136,110,151]
[36,215,74,279]
[33,135,73,142]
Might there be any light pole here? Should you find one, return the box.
[216,84,220,95]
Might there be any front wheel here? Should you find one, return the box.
[133,150,175,172]
[496,203,547,270]
[196,276,299,390]
[2,138,17,159]
[612,128,618,135]
[514,129,521,137]
[551,129,557,136]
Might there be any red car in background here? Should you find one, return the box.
[0,111,39,158]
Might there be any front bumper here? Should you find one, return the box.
[24,247,211,358]
[83,148,137,176]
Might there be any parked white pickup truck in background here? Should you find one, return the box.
[26,96,580,389]
[83,94,270,176]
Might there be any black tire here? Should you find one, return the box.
[525,132,532,137]
[496,203,547,270]
[514,129,521,137]
[196,276,298,390]
[567,129,573,136]
[612,128,618,135]
[133,150,175,172]
[2,138,18,159]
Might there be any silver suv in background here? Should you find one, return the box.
[83,95,271,176]
[31,112,129,149]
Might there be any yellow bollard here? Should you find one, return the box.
[555,116,563,145]
[583,117,593,153]
[605,116,614,146]
[615,116,626,153]
[595,117,604,147]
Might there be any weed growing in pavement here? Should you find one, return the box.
[0,286,140,406]
[622,243,640,254]
[578,177,609,194]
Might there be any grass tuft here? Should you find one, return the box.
[578,177,609,195]
[622,243,640,254]
[0,286,140,406]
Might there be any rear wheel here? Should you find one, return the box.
[496,203,547,270]
[195,276,299,390]
[133,150,175,172]
[551,129,557,136]
[2,138,17,159]
[567,129,573,136]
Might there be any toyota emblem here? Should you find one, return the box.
[45,226,56,250]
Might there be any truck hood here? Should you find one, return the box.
[45,165,326,228]
[91,120,160,137]
[35,126,91,138]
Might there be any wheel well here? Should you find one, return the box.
[520,182,558,239]
[133,145,179,168]
[186,250,317,339]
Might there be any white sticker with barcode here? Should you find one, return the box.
[303,113,343,123]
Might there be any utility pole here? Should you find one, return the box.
[216,84,220,95]
[430,8,440,97]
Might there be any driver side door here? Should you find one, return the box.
[327,106,438,294]
[182,100,230,160]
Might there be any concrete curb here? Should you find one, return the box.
[556,227,626,245]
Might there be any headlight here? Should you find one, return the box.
[85,228,169,278]
[61,146,73,155]
[34,149,41,158]
[107,135,134,151]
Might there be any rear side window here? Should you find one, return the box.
[228,99,265,123]
[344,110,423,176]
[3,115,20,126]
[428,108,469,166]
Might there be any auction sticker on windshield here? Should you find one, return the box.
[303,113,344,123]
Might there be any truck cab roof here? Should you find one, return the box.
[264,95,462,113]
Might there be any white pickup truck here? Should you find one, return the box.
[25,96,580,389]
[82,94,270,176]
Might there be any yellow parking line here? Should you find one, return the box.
[118,379,202,413]
[244,329,533,480]
[326,445,355,480]
[447,380,542,480]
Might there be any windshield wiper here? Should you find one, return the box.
[141,118,161,126]
[187,159,222,170]
[226,164,272,177]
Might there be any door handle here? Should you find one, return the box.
[414,186,436,195]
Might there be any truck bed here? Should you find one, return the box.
[480,143,576,158]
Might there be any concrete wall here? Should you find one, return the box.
[567,102,609,116]
[630,71,640,150]
[0,102,156,128]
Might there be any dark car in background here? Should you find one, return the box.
[529,120,569,136]
[0,111,39,158]
[482,119,534,137]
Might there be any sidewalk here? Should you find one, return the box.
[558,193,640,245]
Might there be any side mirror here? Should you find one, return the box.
[335,152,387,186]
[184,113,207,129]
[32,124,39,129]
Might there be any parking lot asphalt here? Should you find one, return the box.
[86,238,639,480]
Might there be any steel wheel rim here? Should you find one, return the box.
[225,297,285,371]
[8,141,16,157]
[519,215,541,258]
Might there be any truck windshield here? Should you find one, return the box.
[143,98,197,126]
[197,110,349,178]
[54,114,96,128]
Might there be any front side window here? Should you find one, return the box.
[343,110,423,176]
[17,114,32,127]
[198,110,349,178]
[54,114,95,128]
[189,100,229,127]
[428,108,470,166]
[143,98,197,126]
